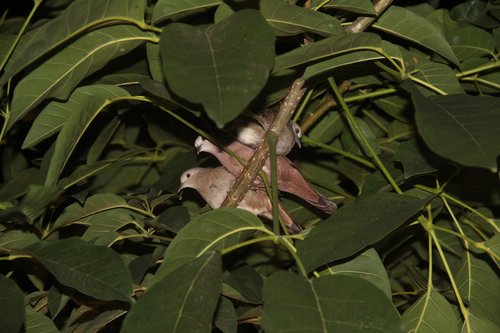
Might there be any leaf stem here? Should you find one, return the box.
[328,78,402,194]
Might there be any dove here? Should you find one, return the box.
[194,136,337,214]
[230,109,302,155]
[178,166,302,234]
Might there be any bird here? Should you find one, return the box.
[229,109,302,155]
[194,136,337,214]
[178,166,302,234]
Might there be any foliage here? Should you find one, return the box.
[0,0,499,332]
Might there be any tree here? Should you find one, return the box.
[0,0,499,332]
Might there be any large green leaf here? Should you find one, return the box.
[160,9,275,128]
[273,32,382,73]
[25,307,59,333]
[262,272,405,332]
[2,0,145,83]
[260,0,343,37]
[8,25,155,129]
[121,252,222,333]
[23,85,129,149]
[410,87,500,171]
[152,0,221,24]
[449,26,495,61]
[456,256,500,332]
[51,193,132,231]
[24,239,134,303]
[42,85,130,185]
[297,192,427,272]
[319,248,392,299]
[153,208,264,283]
[0,275,25,333]
[373,6,459,65]
[401,288,458,333]
[409,60,464,94]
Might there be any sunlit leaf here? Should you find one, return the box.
[24,239,134,302]
[373,6,459,65]
[160,9,275,128]
[2,0,145,83]
[260,0,343,37]
[153,208,264,283]
[262,272,404,332]
[8,25,155,129]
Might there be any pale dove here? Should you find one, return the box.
[194,136,337,214]
[178,166,302,234]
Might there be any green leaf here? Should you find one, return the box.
[308,111,343,143]
[20,185,63,223]
[24,85,129,149]
[0,230,39,252]
[121,252,222,333]
[160,9,275,128]
[319,248,392,299]
[315,0,376,15]
[214,297,237,333]
[449,26,495,61]
[24,239,134,302]
[262,272,405,332]
[25,307,59,333]
[8,25,155,129]
[222,265,263,304]
[2,0,145,83]
[81,209,141,245]
[42,85,130,185]
[373,6,459,65]
[274,32,382,73]
[153,208,264,283]
[394,139,445,179]
[260,0,343,37]
[409,60,464,94]
[152,0,221,24]
[0,167,39,201]
[297,192,427,272]
[401,288,458,333]
[410,87,500,171]
[457,255,500,332]
[0,275,25,333]
[51,193,130,230]
[484,233,500,262]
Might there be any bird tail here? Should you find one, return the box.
[277,202,303,234]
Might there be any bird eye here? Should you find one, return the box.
[186,173,191,178]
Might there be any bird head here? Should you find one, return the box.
[178,167,204,192]
[290,121,302,148]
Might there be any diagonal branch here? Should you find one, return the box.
[222,79,306,207]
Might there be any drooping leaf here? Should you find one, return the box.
[315,0,376,15]
[0,275,25,333]
[214,297,237,333]
[43,85,131,185]
[25,307,59,333]
[222,264,264,304]
[274,32,382,73]
[260,0,343,37]
[456,255,500,332]
[2,0,146,83]
[262,272,405,332]
[24,239,134,302]
[8,25,155,129]
[153,208,264,283]
[160,9,275,128]
[319,248,392,299]
[51,193,130,231]
[23,85,129,149]
[373,6,459,65]
[410,86,500,171]
[152,0,221,24]
[401,288,458,333]
[121,252,222,333]
[297,192,427,272]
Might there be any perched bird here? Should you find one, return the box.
[194,136,337,214]
[178,166,302,234]
[229,109,302,155]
